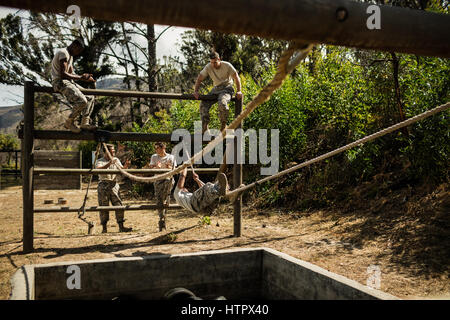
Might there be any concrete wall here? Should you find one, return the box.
[12,248,262,300]
[10,247,399,300]
[261,248,398,300]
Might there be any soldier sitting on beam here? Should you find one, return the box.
[51,37,97,133]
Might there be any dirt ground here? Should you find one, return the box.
[0,179,449,300]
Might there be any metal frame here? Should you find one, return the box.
[20,81,243,253]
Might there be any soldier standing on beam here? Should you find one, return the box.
[193,51,243,134]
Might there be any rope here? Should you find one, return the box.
[104,42,314,183]
[77,142,101,233]
[226,101,450,199]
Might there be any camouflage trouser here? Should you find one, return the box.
[200,84,234,129]
[97,180,124,225]
[52,79,95,120]
[191,182,221,214]
[154,178,174,226]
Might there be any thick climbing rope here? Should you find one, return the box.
[99,41,448,201]
[226,101,450,199]
[105,41,314,183]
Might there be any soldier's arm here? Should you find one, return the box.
[177,167,188,189]
[96,161,112,169]
[193,172,205,188]
[59,58,94,82]
[59,58,84,81]
[193,73,206,99]
[232,72,242,99]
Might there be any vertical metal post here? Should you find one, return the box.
[22,81,35,253]
[233,97,243,237]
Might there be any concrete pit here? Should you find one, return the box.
[10,247,398,300]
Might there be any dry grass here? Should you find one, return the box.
[0,181,449,300]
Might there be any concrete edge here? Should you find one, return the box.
[10,265,34,300]
[29,247,265,269]
[261,247,400,300]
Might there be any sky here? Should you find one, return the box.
[0,6,191,107]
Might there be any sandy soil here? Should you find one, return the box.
[0,181,449,300]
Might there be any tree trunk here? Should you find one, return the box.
[391,52,409,136]
[147,24,158,115]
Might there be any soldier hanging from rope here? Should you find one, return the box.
[51,38,97,133]
[96,143,133,233]
[173,166,229,215]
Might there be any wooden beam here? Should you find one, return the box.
[33,168,219,174]
[34,204,183,213]
[22,81,34,253]
[1,0,449,57]
[18,129,224,143]
[33,85,227,100]
[233,98,243,237]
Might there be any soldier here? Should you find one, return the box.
[96,144,133,233]
[144,142,177,231]
[51,38,97,133]
[174,166,228,215]
[193,51,243,133]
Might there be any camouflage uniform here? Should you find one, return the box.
[97,180,125,225]
[96,156,126,226]
[191,182,221,214]
[173,182,221,215]
[200,84,234,129]
[154,178,175,229]
[52,79,95,121]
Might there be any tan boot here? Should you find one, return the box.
[80,117,97,131]
[64,118,81,133]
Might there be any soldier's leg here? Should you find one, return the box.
[73,83,96,130]
[154,181,165,231]
[155,180,172,231]
[110,183,132,232]
[161,179,174,230]
[97,182,110,233]
[191,182,220,213]
[200,100,216,134]
[57,80,90,132]
[217,87,233,131]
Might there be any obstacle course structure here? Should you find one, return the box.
[19,82,243,253]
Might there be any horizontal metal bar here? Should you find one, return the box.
[32,85,233,101]
[34,204,183,213]
[1,0,449,58]
[33,168,219,174]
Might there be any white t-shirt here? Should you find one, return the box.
[200,61,237,87]
[51,48,73,81]
[174,186,196,213]
[96,157,123,181]
[150,153,177,169]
